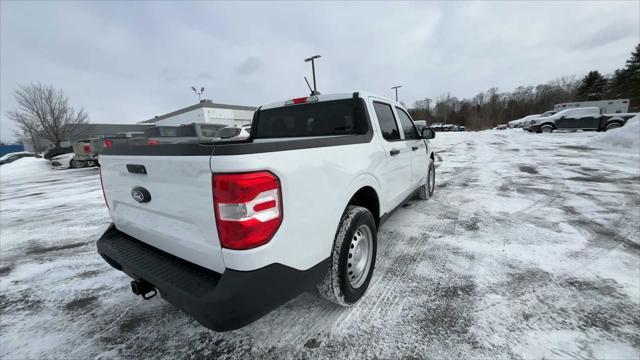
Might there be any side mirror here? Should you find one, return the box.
[421,127,435,139]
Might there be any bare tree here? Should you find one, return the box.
[6,83,88,147]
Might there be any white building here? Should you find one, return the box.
[140,99,256,127]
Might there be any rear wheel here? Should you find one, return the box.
[539,125,554,133]
[416,158,435,200]
[317,206,377,306]
[605,122,622,131]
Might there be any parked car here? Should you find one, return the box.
[71,140,99,167]
[49,153,76,169]
[509,114,541,128]
[96,91,437,331]
[0,151,40,165]
[521,111,557,131]
[528,107,637,133]
[43,146,73,160]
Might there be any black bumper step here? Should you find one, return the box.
[97,224,328,331]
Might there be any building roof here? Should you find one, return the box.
[140,100,257,124]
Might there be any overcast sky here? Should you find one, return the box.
[1,1,638,142]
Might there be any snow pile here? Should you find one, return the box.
[596,114,640,149]
[0,157,51,182]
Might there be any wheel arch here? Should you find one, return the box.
[346,186,380,228]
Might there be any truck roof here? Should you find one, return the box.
[260,91,400,110]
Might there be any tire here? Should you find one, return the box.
[69,159,83,168]
[539,125,554,133]
[317,205,377,306]
[605,122,622,131]
[416,158,436,200]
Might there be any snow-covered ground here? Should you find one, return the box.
[1,129,639,359]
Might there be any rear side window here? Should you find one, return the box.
[395,107,419,140]
[254,99,367,138]
[373,102,400,141]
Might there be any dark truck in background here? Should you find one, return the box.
[528,107,637,133]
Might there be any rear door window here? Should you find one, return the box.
[373,102,400,141]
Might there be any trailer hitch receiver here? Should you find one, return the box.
[131,279,157,300]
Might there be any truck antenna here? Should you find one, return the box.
[304,55,321,95]
[304,76,314,94]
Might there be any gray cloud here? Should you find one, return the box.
[1,1,638,142]
[236,56,263,75]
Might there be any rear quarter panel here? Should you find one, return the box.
[213,140,387,271]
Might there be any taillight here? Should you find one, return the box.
[213,171,282,250]
[103,140,113,149]
[99,167,109,210]
[285,95,318,106]
[83,143,92,153]
[147,139,160,145]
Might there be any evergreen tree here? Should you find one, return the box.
[623,43,640,111]
[576,71,608,101]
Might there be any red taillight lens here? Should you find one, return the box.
[147,139,160,145]
[292,97,308,104]
[213,171,282,250]
[83,143,92,153]
[99,167,109,210]
[103,140,113,149]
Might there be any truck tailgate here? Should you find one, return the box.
[99,155,224,273]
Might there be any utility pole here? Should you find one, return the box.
[304,55,321,95]
[191,86,205,101]
[391,85,402,102]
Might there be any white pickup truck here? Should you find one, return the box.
[96,92,436,331]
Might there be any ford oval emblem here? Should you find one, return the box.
[131,186,151,203]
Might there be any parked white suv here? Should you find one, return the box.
[96,92,436,331]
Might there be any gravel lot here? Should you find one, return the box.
[1,130,639,359]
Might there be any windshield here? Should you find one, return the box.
[254,99,367,138]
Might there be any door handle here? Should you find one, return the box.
[390,149,400,156]
[412,146,419,151]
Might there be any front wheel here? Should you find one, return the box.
[69,159,84,168]
[539,125,554,133]
[316,206,377,306]
[416,158,436,200]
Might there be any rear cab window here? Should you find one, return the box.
[254,99,367,138]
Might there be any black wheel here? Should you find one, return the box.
[417,158,435,200]
[317,205,377,306]
[69,159,83,168]
[605,122,622,131]
[539,125,554,133]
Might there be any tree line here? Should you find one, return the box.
[409,43,640,130]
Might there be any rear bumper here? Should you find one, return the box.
[96,224,328,331]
